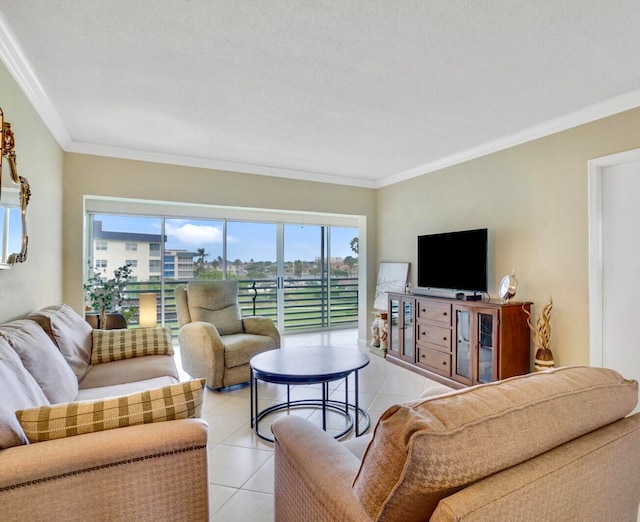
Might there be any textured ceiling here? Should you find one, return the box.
[0,1,639,188]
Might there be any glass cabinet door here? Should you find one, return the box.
[477,310,498,383]
[454,308,472,384]
[402,299,414,360]
[388,297,400,355]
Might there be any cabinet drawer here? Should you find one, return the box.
[417,300,452,326]
[417,346,451,376]
[417,324,451,350]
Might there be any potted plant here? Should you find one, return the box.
[84,263,133,329]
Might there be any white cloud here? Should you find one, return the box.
[166,223,223,245]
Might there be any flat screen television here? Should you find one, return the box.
[416,228,488,295]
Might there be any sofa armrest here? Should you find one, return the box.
[0,418,209,521]
[178,321,225,386]
[242,316,281,347]
[272,416,371,522]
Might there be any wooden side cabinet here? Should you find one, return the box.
[387,293,531,388]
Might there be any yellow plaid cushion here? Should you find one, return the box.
[91,326,173,364]
[16,379,205,443]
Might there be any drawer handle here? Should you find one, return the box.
[443,312,448,316]
[442,361,447,365]
[443,337,447,341]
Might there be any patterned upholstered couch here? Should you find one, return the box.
[0,304,209,521]
[273,366,640,522]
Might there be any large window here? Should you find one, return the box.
[86,210,360,334]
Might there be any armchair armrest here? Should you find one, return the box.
[242,316,281,347]
[272,416,371,522]
[178,321,225,386]
[0,418,209,521]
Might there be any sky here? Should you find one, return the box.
[93,214,358,262]
[0,207,23,260]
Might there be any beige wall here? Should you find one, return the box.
[377,107,640,366]
[62,154,377,336]
[0,61,63,321]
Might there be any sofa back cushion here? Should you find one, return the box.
[0,337,49,448]
[0,320,79,404]
[186,280,243,335]
[352,366,639,522]
[29,303,93,379]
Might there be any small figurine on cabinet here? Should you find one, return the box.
[378,312,389,351]
[370,313,382,347]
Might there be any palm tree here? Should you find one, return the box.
[194,248,208,276]
[350,237,359,256]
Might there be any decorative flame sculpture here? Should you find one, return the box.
[524,297,555,371]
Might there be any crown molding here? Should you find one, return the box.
[377,89,640,188]
[0,10,71,147]
[66,141,378,189]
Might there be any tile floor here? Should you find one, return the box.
[175,328,452,522]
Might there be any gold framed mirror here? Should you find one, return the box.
[0,107,30,269]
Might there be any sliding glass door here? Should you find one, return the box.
[86,213,358,334]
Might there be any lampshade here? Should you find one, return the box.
[139,292,157,327]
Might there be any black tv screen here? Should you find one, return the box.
[417,228,488,293]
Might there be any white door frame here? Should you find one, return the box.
[588,147,640,367]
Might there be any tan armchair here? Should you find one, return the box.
[175,280,280,389]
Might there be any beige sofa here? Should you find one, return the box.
[273,366,640,522]
[0,304,209,522]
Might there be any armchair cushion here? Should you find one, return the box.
[223,333,278,369]
[0,320,78,404]
[29,304,93,379]
[185,280,244,335]
[352,366,638,522]
[0,337,49,448]
[16,378,205,443]
[91,327,173,364]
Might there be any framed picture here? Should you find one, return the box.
[373,262,409,310]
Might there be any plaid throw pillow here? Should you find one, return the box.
[16,379,205,443]
[91,326,173,364]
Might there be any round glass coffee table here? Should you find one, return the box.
[250,346,371,442]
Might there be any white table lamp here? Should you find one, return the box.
[139,293,157,328]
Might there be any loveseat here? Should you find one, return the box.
[0,304,209,522]
[273,366,640,522]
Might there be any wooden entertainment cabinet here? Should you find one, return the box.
[386,293,532,389]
